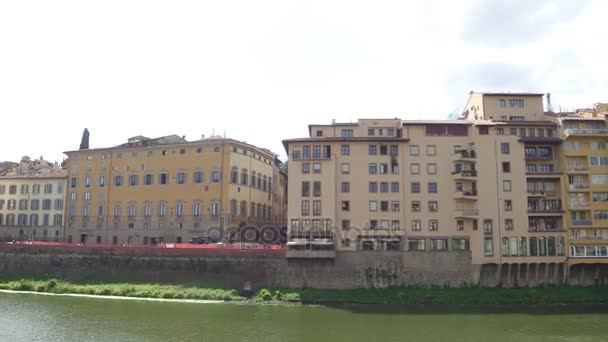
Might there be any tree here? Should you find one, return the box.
[79,128,90,150]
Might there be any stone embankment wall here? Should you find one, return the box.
[1,245,607,288]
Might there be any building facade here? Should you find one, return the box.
[283,92,607,271]
[64,134,286,245]
[0,157,67,241]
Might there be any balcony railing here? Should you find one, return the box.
[567,166,589,172]
[563,128,608,137]
[454,189,478,197]
[569,184,590,190]
[528,226,565,232]
[570,245,608,258]
[571,220,593,226]
[526,169,561,175]
[452,150,476,159]
[452,170,477,177]
[454,209,479,216]
[524,153,553,160]
[569,201,590,209]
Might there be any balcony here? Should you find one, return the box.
[563,128,608,138]
[524,153,554,160]
[526,170,561,178]
[452,170,477,179]
[567,166,589,173]
[571,220,593,227]
[453,189,478,200]
[452,150,476,161]
[570,245,608,258]
[569,184,590,191]
[527,200,563,214]
[528,226,565,233]
[454,209,479,219]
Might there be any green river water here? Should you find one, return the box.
[1,292,607,342]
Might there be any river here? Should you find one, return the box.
[1,292,607,341]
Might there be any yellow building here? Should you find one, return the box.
[283,92,572,274]
[64,134,286,245]
[555,104,608,264]
[0,157,67,241]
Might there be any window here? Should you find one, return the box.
[113,204,121,217]
[211,170,221,183]
[312,146,321,158]
[379,145,388,155]
[368,145,377,155]
[159,203,168,217]
[503,180,512,191]
[592,175,608,184]
[484,237,494,256]
[505,219,513,230]
[428,201,438,212]
[193,202,202,216]
[431,239,448,251]
[380,201,389,212]
[341,129,353,138]
[301,200,310,216]
[410,163,420,174]
[369,163,377,174]
[176,172,186,184]
[193,171,203,184]
[509,99,524,108]
[175,202,184,216]
[387,128,395,136]
[83,192,90,201]
[8,185,17,194]
[301,182,310,197]
[341,220,350,230]
[312,163,321,173]
[312,200,321,216]
[369,201,378,211]
[426,145,436,156]
[380,182,389,193]
[129,174,138,186]
[496,127,504,135]
[456,220,464,231]
[427,182,437,193]
[301,163,310,174]
[111,175,122,187]
[341,182,350,193]
[367,128,375,136]
[341,163,350,174]
[501,143,510,154]
[316,130,323,137]
[590,156,608,167]
[409,145,419,156]
[20,184,28,194]
[128,204,136,217]
[389,145,398,156]
[427,163,437,174]
[391,201,400,212]
[313,181,321,197]
[341,145,350,156]
[483,219,493,234]
[369,182,378,193]
[84,177,91,188]
[593,192,608,203]
[408,238,425,250]
[341,201,350,211]
[411,201,421,212]
[411,182,420,193]
[428,220,438,231]
[391,182,399,193]
[210,202,220,216]
[504,200,512,211]
[499,99,506,107]
[502,162,510,173]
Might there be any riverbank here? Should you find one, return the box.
[3,276,608,305]
[258,286,608,305]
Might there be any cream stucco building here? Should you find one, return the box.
[0,157,67,241]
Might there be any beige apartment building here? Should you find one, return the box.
[64,134,286,245]
[283,92,606,271]
[0,157,67,241]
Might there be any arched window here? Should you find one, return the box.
[250,202,256,218]
[262,175,267,192]
[230,199,238,216]
[231,166,238,183]
[251,172,257,188]
[241,169,248,186]
[268,177,273,192]
[257,203,262,218]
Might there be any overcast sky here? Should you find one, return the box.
[1,0,606,163]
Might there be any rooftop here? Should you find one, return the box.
[0,157,66,179]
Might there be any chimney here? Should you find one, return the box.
[546,93,552,112]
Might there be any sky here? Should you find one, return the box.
[1,0,607,163]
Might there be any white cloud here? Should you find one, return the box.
[0,0,606,162]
